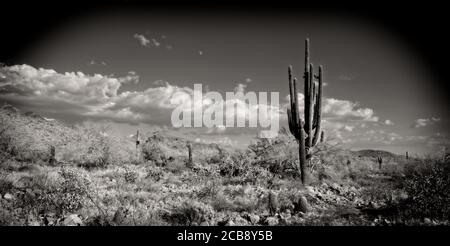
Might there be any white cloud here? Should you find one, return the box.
[198,50,203,55]
[151,38,160,47]
[0,65,280,128]
[245,78,252,83]
[384,119,394,125]
[1,64,387,143]
[412,117,440,128]
[133,34,150,47]
[88,60,107,66]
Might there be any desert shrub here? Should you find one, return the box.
[218,151,272,186]
[402,159,450,220]
[124,169,138,183]
[0,173,13,195]
[248,129,299,176]
[12,167,92,217]
[0,121,48,163]
[197,180,221,200]
[145,166,164,181]
[163,201,214,225]
[142,142,166,164]
[61,122,134,168]
[210,185,265,213]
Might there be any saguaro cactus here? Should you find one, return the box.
[186,141,194,168]
[287,38,324,184]
[377,156,383,169]
[406,151,409,160]
[49,145,56,165]
[136,130,141,160]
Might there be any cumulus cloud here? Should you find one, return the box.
[1,64,384,141]
[384,119,394,125]
[284,94,378,122]
[0,64,145,121]
[134,33,173,50]
[412,117,440,128]
[322,98,378,122]
[88,60,107,66]
[0,65,280,130]
[151,38,160,47]
[245,78,252,83]
[133,34,150,47]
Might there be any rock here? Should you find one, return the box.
[28,220,40,226]
[424,218,431,224]
[225,219,235,226]
[248,214,260,224]
[266,216,279,226]
[200,221,210,226]
[234,216,249,226]
[113,207,128,225]
[3,193,13,200]
[295,195,309,213]
[305,186,315,194]
[63,214,83,226]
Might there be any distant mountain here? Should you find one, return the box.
[0,105,224,161]
[353,149,399,159]
[0,104,80,152]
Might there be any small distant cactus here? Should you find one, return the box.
[406,151,409,160]
[49,145,56,165]
[377,156,383,169]
[136,130,141,160]
[215,143,224,159]
[186,141,194,168]
[268,192,279,215]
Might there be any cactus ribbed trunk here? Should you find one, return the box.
[49,145,56,165]
[187,141,193,168]
[287,38,324,185]
[136,130,141,160]
[312,66,323,146]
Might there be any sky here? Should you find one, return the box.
[0,8,448,155]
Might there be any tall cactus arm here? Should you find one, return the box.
[312,65,323,146]
[288,66,298,130]
[287,108,297,138]
[305,63,314,148]
[293,77,301,133]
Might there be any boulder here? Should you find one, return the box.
[295,195,309,213]
[63,214,83,226]
[225,219,235,226]
[234,215,249,226]
[3,193,13,200]
[248,214,260,224]
[266,216,279,226]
